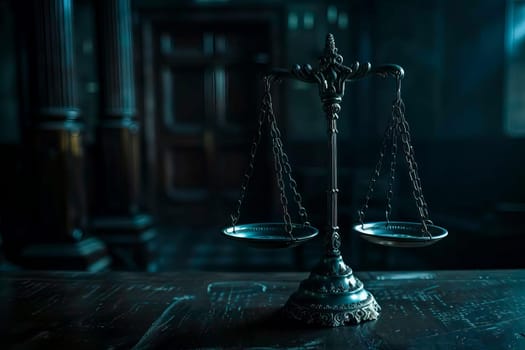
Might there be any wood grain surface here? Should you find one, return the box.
[1,270,524,349]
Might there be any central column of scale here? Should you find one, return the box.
[324,97,342,257]
[283,33,380,327]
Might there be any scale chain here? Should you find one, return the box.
[358,110,397,227]
[230,76,310,238]
[230,79,267,229]
[358,76,433,236]
[385,105,399,224]
[396,100,433,235]
[266,98,310,228]
[266,80,312,236]
[269,108,293,237]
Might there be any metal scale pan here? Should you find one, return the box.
[353,73,448,249]
[219,33,449,328]
[354,221,448,248]
[222,223,318,249]
[222,75,318,249]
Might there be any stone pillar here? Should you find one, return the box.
[92,0,157,271]
[19,0,111,271]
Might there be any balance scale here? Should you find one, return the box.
[221,33,448,327]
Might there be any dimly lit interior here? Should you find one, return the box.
[1,0,524,273]
[2,0,525,348]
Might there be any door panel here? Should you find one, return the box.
[161,66,206,130]
[142,13,277,226]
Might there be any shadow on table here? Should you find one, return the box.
[132,307,388,349]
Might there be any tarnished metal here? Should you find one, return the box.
[356,74,446,244]
[277,33,397,327]
[224,33,446,327]
[222,223,318,249]
[284,255,380,327]
[354,221,448,247]
[227,76,315,245]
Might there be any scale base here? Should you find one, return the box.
[283,255,380,327]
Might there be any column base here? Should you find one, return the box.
[20,237,111,272]
[92,214,158,271]
[283,255,380,327]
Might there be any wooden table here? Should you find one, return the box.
[1,270,525,349]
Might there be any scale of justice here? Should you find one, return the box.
[221,34,448,327]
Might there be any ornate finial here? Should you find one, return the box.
[325,33,337,56]
[320,33,343,70]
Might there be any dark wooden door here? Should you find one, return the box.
[142,12,278,227]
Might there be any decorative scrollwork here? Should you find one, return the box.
[267,34,406,265]
[317,281,351,294]
[265,34,408,327]
[290,64,318,83]
[323,102,341,118]
[323,226,341,256]
[347,61,372,80]
[284,296,381,327]
[332,231,341,250]
[371,64,405,79]
[320,33,343,68]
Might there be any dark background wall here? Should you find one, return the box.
[0,0,523,272]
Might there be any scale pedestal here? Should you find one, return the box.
[284,255,380,326]
[222,33,447,328]
[281,36,381,326]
